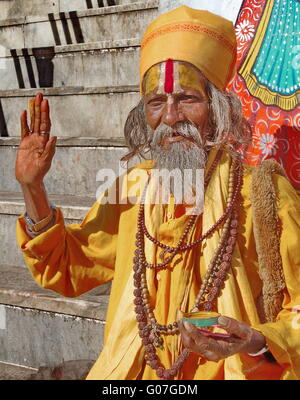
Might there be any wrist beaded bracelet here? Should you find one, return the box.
[24,205,56,233]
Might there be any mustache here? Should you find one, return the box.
[148,122,205,148]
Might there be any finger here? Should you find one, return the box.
[179,321,211,352]
[29,99,35,132]
[181,321,209,343]
[177,310,184,320]
[218,316,250,339]
[40,99,51,135]
[220,335,242,344]
[180,329,201,353]
[180,329,218,359]
[179,321,206,340]
[20,110,30,139]
[42,136,57,162]
[187,332,240,361]
[180,321,241,359]
[198,350,222,363]
[34,93,43,133]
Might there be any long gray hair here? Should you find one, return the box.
[121,80,252,162]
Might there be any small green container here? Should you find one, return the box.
[182,311,220,327]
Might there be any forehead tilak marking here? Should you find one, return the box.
[164,59,174,93]
[157,62,166,94]
[143,65,160,95]
[156,60,183,95]
[173,61,183,93]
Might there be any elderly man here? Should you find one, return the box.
[15,7,300,380]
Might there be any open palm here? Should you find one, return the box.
[15,93,57,186]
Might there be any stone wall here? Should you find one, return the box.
[0,0,158,377]
[159,0,243,23]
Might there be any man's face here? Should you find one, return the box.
[144,63,210,148]
[142,61,211,177]
[141,63,210,207]
[144,86,209,140]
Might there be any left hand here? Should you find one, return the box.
[178,315,267,362]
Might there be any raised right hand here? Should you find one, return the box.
[15,92,57,186]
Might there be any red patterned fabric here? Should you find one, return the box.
[228,0,300,190]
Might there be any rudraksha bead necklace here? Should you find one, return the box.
[132,155,243,380]
[139,150,222,267]
[140,153,240,268]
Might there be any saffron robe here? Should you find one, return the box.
[16,150,300,380]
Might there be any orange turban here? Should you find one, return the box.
[140,6,237,93]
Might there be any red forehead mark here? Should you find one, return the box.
[164,59,174,93]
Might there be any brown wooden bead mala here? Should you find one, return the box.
[132,155,243,380]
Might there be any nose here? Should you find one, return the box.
[161,97,184,127]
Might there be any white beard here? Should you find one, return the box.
[147,122,208,214]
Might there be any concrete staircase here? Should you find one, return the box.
[0,0,158,378]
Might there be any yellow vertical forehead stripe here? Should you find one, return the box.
[143,64,160,95]
[142,61,207,96]
[178,64,203,92]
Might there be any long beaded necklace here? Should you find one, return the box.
[132,154,243,380]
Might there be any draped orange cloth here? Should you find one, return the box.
[16,150,300,380]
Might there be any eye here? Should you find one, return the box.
[147,97,166,107]
[179,95,202,103]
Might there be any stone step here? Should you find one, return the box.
[1,0,140,20]
[0,265,110,319]
[0,38,141,90]
[0,267,108,368]
[0,85,140,138]
[0,138,131,197]
[0,361,38,380]
[0,0,158,49]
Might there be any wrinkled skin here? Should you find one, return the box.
[179,315,267,362]
[15,92,56,186]
[15,92,56,223]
